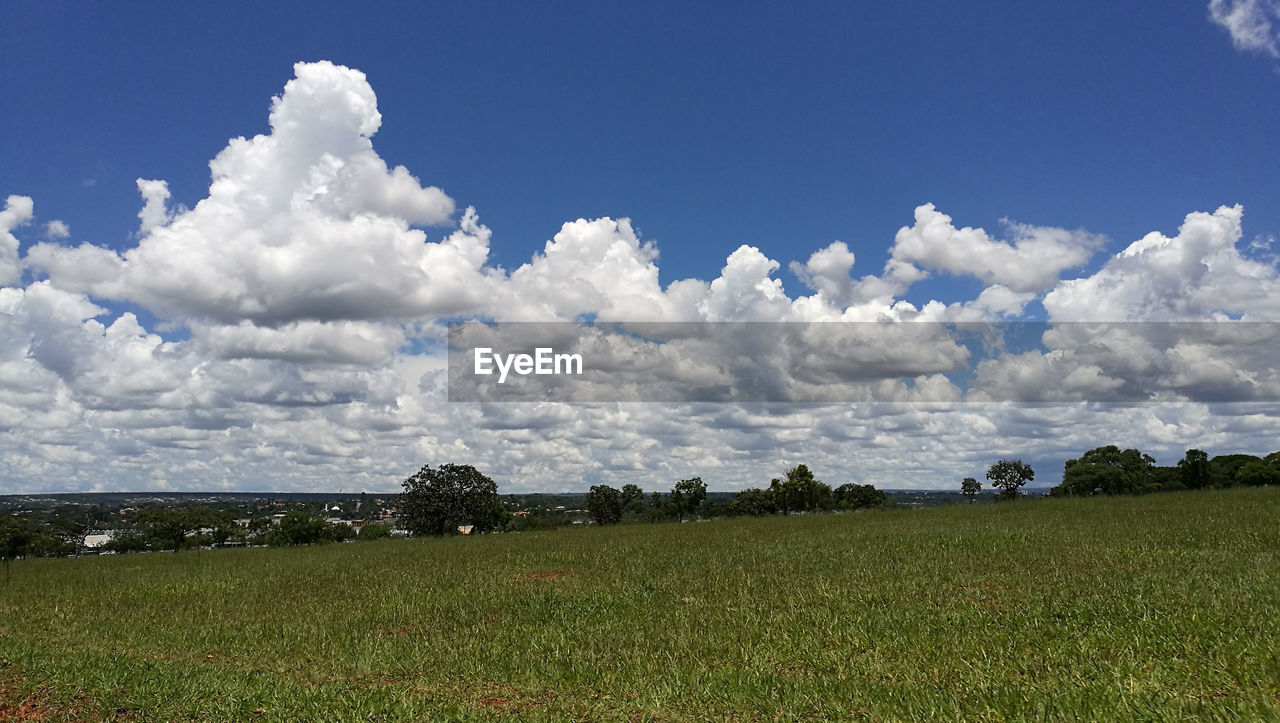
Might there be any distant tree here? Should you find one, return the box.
[49,517,89,550]
[669,478,707,522]
[834,483,887,510]
[1052,446,1157,496]
[135,507,210,552]
[728,487,776,516]
[1177,449,1212,490]
[987,459,1034,501]
[585,485,624,525]
[325,522,356,543]
[1236,460,1280,487]
[1266,451,1280,471]
[268,510,326,546]
[358,523,392,541]
[770,465,834,514]
[0,518,32,582]
[248,514,273,537]
[620,484,646,514]
[1209,454,1263,488]
[961,477,982,502]
[102,532,149,554]
[398,463,509,536]
[640,492,670,522]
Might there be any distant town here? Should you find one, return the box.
[0,488,968,558]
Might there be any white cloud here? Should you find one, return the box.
[1209,0,1280,59]
[0,195,34,287]
[890,203,1105,293]
[32,61,474,328]
[7,60,1280,494]
[1043,205,1280,320]
[136,178,173,234]
[44,220,69,239]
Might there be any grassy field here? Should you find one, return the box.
[2,487,1279,721]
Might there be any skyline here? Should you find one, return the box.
[3,2,1280,493]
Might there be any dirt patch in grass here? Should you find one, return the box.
[515,569,569,581]
[0,670,88,722]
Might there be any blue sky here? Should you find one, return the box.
[5,1,1278,305]
[3,1,1280,494]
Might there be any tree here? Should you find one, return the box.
[585,484,624,525]
[0,517,32,582]
[135,506,209,552]
[987,459,1034,501]
[102,532,149,554]
[264,511,326,546]
[398,463,509,536]
[669,477,707,522]
[1265,451,1280,472]
[770,465,834,514]
[1236,459,1280,487]
[1209,454,1263,488]
[728,487,776,516]
[960,477,982,502]
[620,484,646,514]
[358,523,392,541]
[834,482,887,510]
[1052,446,1157,496]
[1177,449,1212,490]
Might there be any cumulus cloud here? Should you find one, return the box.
[136,179,173,234]
[44,220,69,239]
[32,61,474,328]
[1043,205,1280,320]
[0,195,34,286]
[7,60,1280,494]
[890,203,1105,293]
[1210,0,1280,59]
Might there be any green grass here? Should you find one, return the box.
[2,487,1279,721]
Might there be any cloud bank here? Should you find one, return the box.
[5,61,1280,494]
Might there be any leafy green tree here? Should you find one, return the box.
[961,477,982,502]
[1209,454,1263,488]
[1265,451,1280,471]
[358,523,392,541]
[103,532,149,554]
[770,465,834,514]
[987,459,1034,501]
[1177,449,1212,490]
[0,517,33,582]
[325,523,357,543]
[399,463,509,536]
[669,477,707,522]
[728,487,776,516]
[135,506,210,552]
[643,492,671,522]
[50,517,89,550]
[1052,446,1157,496]
[834,483,887,510]
[586,484,624,525]
[1236,459,1280,487]
[620,484,646,514]
[267,511,326,545]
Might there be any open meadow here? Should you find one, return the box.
[2,487,1279,721]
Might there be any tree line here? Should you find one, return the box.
[399,462,890,536]
[958,447,1280,500]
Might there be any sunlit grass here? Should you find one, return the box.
[2,487,1278,720]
